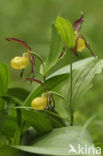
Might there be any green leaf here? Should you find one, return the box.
[22,109,53,133]
[48,57,95,78]
[48,57,103,113]
[1,88,30,139]
[40,24,64,76]
[0,103,13,145]
[70,58,103,109]
[22,108,63,131]
[0,146,24,156]
[40,16,76,76]
[3,115,16,137]
[0,63,10,97]
[2,109,54,139]
[0,103,12,132]
[13,126,97,155]
[2,97,63,138]
[7,87,30,102]
[55,16,76,48]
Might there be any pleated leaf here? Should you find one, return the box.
[13,126,98,156]
[0,63,10,97]
[40,24,64,76]
[55,16,76,48]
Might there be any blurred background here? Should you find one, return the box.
[0,0,103,149]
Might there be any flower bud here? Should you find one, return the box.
[31,96,47,110]
[77,37,86,52]
[10,52,30,69]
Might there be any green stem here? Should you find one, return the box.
[12,107,22,145]
[0,102,11,145]
[0,96,22,145]
[31,51,46,84]
[9,97,22,145]
[31,51,45,74]
[69,49,73,126]
[44,91,66,103]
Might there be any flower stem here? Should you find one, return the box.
[44,91,66,103]
[69,49,73,126]
[0,102,11,145]
[13,108,22,145]
[31,51,45,74]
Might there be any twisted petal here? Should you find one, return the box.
[6,38,31,51]
[73,11,84,32]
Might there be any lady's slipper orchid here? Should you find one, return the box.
[72,12,96,58]
[6,38,35,78]
[31,92,55,111]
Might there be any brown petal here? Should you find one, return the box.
[72,47,79,57]
[20,69,24,79]
[58,47,66,59]
[79,35,96,58]
[30,53,35,77]
[85,42,96,58]
[6,38,31,51]
[73,11,84,32]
